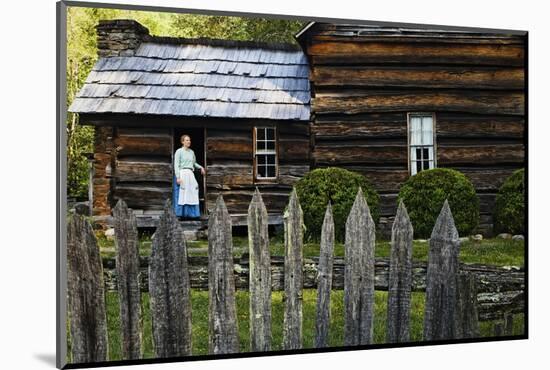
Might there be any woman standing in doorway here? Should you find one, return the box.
[173,134,206,219]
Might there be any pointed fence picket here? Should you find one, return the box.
[208,195,239,354]
[344,188,376,346]
[315,202,335,348]
[423,200,461,341]
[67,189,523,362]
[282,189,304,350]
[67,214,108,363]
[113,199,142,359]
[248,189,272,352]
[148,200,192,357]
[386,201,413,343]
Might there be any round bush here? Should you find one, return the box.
[494,169,525,235]
[397,168,479,238]
[295,167,380,242]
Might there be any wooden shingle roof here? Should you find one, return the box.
[69,40,310,121]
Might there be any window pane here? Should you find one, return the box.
[255,128,278,180]
[422,116,433,145]
[416,161,422,174]
[416,148,422,161]
[410,116,422,145]
[428,147,434,162]
[258,165,267,178]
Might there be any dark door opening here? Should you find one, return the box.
[173,127,207,217]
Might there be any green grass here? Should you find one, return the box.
[68,289,524,362]
[98,231,524,268]
[80,232,524,362]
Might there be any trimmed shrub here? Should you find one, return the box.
[397,168,479,238]
[295,167,380,242]
[494,169,525,235]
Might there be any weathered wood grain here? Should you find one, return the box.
[283,189,304,350]
[458,168,519,192]
[278,165,310,186]
[436,114,524,138]
[207,137,253,160]
[113,200,142,359]
[423,200,461,341]
[308,42,524,66]
[311,25,524,45]
[315,203,335,348]
[208,195,239,354]
[456,272,480,339]
[313,145,407,165]
[311,32,525,45]
[437,145,524,166]
[148,200,192,358]
[92,127,114,217]
[312,119,407,140]
[67,215,108,363]
[117,127,171,137]
[311,66,524,90]
[279,139,310,162]
[248,189,272,352]
[312,91,524,115]
[114,160,171,183]
[206,165,253,189]
[115,134,171,156]
[386,201,413,343]
[103,256,524,295]
[101,256,524,321]
[343,168,409,193]
[344,188,376,345]
[114,185,171,210]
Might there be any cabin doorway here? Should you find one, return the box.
[173,127,207,217]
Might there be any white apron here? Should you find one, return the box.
[178,169,200,205]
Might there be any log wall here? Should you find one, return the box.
[113,127,173,211]
[88,117,309,218]
[205,119,309,215]
[302,24,526,236]
[92,126,115,217]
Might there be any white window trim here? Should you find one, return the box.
[254,126,278,181]
[407,113,437,176]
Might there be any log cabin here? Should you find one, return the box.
[69,19,311,229]
[69,19,526,237]
[295,22,526,236]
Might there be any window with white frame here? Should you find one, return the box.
[409,114,436,175]
[254,127,277,180]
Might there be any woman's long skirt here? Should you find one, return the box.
[172,175,200,218]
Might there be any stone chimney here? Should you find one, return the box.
[96,19,149,57]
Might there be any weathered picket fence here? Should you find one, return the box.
[67,188,523,363]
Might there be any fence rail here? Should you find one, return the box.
[67,189,525,363]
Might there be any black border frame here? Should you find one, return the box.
[56,1,529,368]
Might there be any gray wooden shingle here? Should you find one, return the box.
[70,41,309,120]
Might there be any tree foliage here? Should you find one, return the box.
[494,169,525,235]
[397,168,480,238]
[66,7,306,198]
[295,167,380,242]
